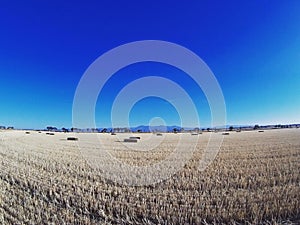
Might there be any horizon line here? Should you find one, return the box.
[1,122,300,131]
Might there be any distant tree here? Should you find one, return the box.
[101,128,107,133]
[137,129,142,133]
[47,126,58,131]
[173,128,178,133]
[70,127,79,132]
[229,126,234,131]
[46,126,57,131]
[62,128,68,133]
[207,128,210,132]
[253,124,260,130]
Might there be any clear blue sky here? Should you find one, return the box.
[0,1,299,129]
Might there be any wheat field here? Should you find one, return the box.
[0,129,299,224]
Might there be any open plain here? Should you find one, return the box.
[0,129,299,224]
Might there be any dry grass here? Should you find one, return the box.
[0,129,299,224]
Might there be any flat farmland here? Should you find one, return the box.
[0,129,299,224]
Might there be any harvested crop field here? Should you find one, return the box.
[0,129,299,224]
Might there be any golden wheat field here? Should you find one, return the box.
[0,129,299,224]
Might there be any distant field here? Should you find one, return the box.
[0,129,299,224]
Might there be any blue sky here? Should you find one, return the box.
[0,1,299,129]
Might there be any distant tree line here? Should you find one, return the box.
[36,123,300,133]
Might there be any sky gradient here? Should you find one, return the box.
[0,1,299,129]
